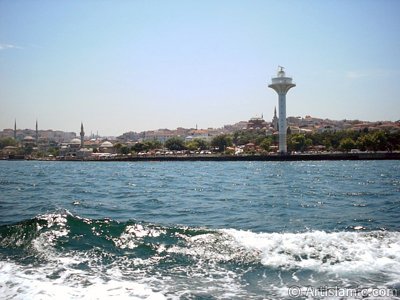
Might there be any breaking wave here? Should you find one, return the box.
[1,211,400,299]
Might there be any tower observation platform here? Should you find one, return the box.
[268,67,296,154]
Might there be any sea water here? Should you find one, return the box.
[0,160,399,299]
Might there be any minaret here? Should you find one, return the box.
[268,66,296,154]
[80,122,85,148]
[272,106,279,131]
[14,119,17,140]
[35,120,39,145]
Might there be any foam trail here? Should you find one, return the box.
[222,229,400,279]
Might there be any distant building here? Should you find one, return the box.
[224,121,248,132]
[117,131,141,142]
[22,136,35,147]
[59,138,82,157]
[2,146,18,156]
[186,129,211,141]
[99,141,115,154]
[77,148,93,159]
[58,123,91,157]
[247,116,268,131]
[143,129,176,142]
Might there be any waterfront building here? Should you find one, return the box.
[268,67,296,154]
[2,146,18,156]
[99,141,115,154]
[58,123,91,157]
[22,136,35,146]
[59,138,81,157]
[77,148,93,159]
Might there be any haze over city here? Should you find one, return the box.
[1,0,399,136]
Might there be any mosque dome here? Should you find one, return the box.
[100,141,113,148]
[23,136,34,141]
[70,138,81,145]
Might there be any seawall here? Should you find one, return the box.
[99,152,400,162]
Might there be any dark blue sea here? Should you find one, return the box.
[0,160,399,299]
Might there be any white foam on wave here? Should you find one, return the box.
[114,224,165,250]
[222,229,400,279]
[0,213,167,299]
[6,212,400,299]
[0,260,166,300]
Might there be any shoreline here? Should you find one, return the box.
[6,152,400,162]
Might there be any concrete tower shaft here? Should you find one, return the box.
[268,67,296,154]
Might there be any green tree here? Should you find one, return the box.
[144,140,162,151]
[233,130,267,146]
[371,131,387,151]
[132,142,145,153]
[194,138,209,150]
[35,151,46,158]
[132,141,161,152]
[185,141,198,151]
[357,133,375,151]
[288,134,306,152]
[185,138,209,151]
[211,134,233,152]
[165,137,186,151]
[386,131,400,151]
[259,138,271,152]
[23,145,34,156]
[114,143,123,152]
[305,138,313,150]
[0,137,17,149]
[48,148,60,157]
[120,145,130,155]
[339,137,356,152]
[114,143,130,155]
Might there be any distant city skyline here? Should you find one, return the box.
[6,114,399,139]
[1,0,399,136]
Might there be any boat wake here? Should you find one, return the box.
[1,211,400,299]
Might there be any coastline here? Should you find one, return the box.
[106,152,400,161]
[7,152,400,162]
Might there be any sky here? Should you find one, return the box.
[1,0,399,136]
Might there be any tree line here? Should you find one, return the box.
[113,128,400,154]
[1,128,399,156]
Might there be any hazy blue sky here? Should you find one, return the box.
[1,0,399,136]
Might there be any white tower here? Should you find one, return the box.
[268,67,296,154]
